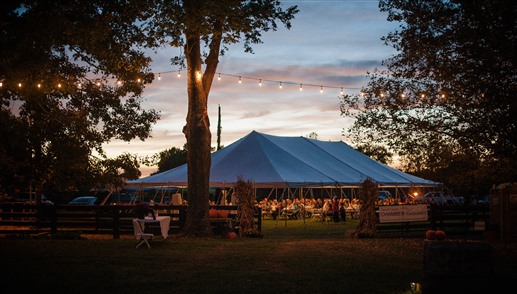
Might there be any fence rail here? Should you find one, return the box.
[0,203,261,239]
[375,204,491,238]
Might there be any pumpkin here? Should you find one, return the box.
[435,230,446,240]
[209,208,218,218]
[227,231,237,239]
[217,210,229,218]
[425,230,436,240]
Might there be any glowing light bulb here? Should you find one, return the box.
[320,86,323,93]
[177,71,181,78]
[18,83,22,88]
[37,83,41,88]
[218,73,221,81]
[421,94,425,99]
[158,74,161,80]
[238,76,242,84]
[137,78,141,83]
[0,82,3,87]
[117,81,122,86]
[299,84,303,91]
[441,93,446,98]
[96,82,101,87]
[279,82,282,89]
[259,79,262,86]
[340,87,344,95]
[196,71,202,80]
[401,93,405,98]
[57,83,61,88]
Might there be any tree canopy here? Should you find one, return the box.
[340,0,517,196]
[0,0,160,198]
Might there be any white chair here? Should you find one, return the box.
[132,219,154,249]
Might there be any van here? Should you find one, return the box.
[377,190,392,201]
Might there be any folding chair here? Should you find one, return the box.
[133,219,154,249]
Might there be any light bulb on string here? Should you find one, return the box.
[320,86,323,93]
[340,87,344,95]
[218,73,221,81]
[57,83,62,89]
[37,83,41,89]
[259,79,262,86]
[137,78,141,83]
[18,83,22,88]
[238,76,242,84]
[299,84,303,91]
[279,82,282,89]
[158,73,161,80]
[177,71,181,78]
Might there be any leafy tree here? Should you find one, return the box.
[148,0,298,236]
[340,0,517,195]
[354,143,393,165]
[0,1,160,200]
[144,145,188,175]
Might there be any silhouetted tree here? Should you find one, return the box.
[340,0,517,195]
[0,1,160,199]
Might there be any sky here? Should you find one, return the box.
[102,1,400,177]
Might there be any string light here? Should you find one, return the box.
[0,70,446,99]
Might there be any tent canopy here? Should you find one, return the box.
[126,130,440,189]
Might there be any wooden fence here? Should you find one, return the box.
[0,203,262,239]
[375,204,492,239]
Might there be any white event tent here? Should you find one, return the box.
[125,131,440,190]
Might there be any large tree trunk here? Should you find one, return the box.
[179,11,222,236]
[181,29,213,237]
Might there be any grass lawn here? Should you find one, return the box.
[1,219,515,293]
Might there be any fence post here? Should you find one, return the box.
[256,207,262,233]
[112,206,120,239]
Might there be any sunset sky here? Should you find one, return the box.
[103,1,400,177]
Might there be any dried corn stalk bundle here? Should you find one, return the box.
[353,178,378,238]
[234,177,255,237]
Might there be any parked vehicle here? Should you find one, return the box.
[413,191,462,205]
[11,192,54,205]
[377,190,392,201]
[68,196,100,205]
[101,193,138,205]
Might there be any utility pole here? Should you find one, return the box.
[217,104,222,150]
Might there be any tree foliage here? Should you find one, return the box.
[147,0,298,237]
[0,0,160,197]
[340,0,517,195]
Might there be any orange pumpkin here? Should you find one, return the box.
[217,210,229,218]
[425,230,436,240]
[227,231,237,239]
[209,208,218,218]
[435,230,446,240]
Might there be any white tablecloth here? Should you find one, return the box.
[136,216,171,239]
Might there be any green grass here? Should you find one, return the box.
[1,219,514,293]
